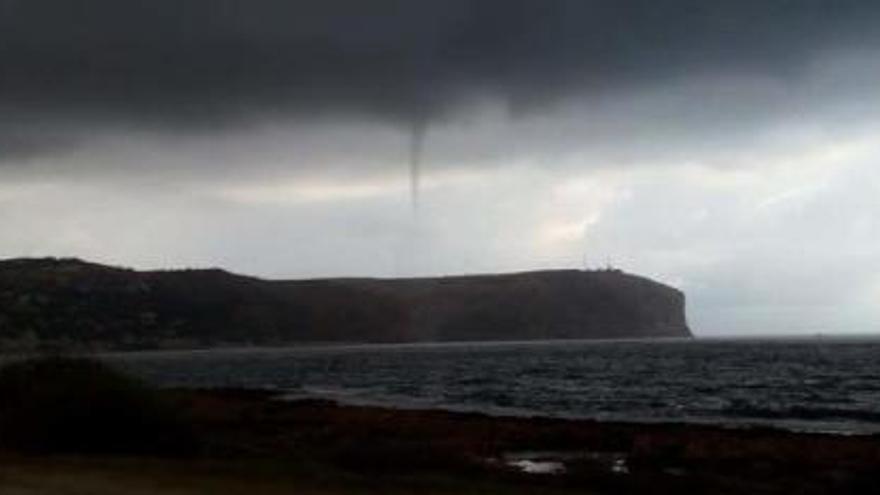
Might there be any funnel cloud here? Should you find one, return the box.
[409,120,428,215]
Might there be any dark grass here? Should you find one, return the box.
[0,355,199,456]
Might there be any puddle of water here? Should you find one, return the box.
[507,459,566,475]
[611,458,629,474]
[499,450,630,476]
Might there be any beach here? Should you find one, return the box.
[3,388,876,494]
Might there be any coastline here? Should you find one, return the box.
[9,337,880,439]
[159,389,880,491]
[1,335,698,358]
[2,388,878,493]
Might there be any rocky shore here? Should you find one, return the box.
[166,389,878,494]
[2,386,878,494]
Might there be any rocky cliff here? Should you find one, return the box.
[0,258,690,351]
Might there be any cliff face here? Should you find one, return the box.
[0,258,690,351]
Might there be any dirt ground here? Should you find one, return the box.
[0,456,584,495]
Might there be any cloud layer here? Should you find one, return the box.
[3,1,880,155]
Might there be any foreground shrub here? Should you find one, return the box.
[0,356,199,456]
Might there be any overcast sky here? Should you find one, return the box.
[2,1,880,336]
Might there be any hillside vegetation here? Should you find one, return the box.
[0,258,690,351]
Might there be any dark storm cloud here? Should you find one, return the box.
[2,0,880,158]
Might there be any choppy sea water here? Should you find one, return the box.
[107,338,880,435]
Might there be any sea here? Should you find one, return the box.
[106,337,880,435]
